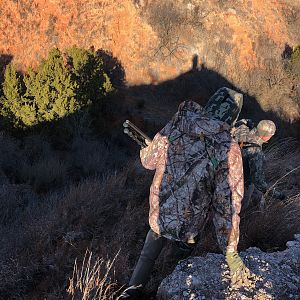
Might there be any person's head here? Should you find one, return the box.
[256,120,276,142]
[204,87,243,126]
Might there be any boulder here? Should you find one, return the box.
[157,235,300,300]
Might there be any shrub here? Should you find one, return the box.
[147,2,186,59]
[290,45,300,76]
[18,155,70,192]
[0,132,22,177]
[240,197,300,251]
[24,48,79,123]
[70,136,109,176]
[67,250,121,300]
[239,138,300,250]
[0,63,36,127]
[67,46,113,106]
[0,47,114,129]
[0,183,37,226]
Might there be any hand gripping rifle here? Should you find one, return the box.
[123,120,152,149]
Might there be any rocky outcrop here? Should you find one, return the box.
[157,235,300,300]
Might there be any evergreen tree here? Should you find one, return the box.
[0,63,36,127]
[25,48,79,122]
[67,46,113,107]
[1,63,23,118]
[0,47,114,130]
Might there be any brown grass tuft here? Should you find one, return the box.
[240,196,300,251]
[67,250,122,300]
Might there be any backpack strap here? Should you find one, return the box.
[239,141,261,149]
[200,133,219,170]
[168,133,184,143]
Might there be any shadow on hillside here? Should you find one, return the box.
[95,48,126,89]
[119,54,300,139]
[0,51,298,139]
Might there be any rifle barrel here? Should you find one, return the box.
[124,120,152,142]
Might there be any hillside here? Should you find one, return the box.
[0,1,299,300]
[1,0,300,127]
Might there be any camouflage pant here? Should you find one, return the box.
[242,184,265,211]
[129,229,194,287]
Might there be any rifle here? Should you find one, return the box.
[123,120,152,149]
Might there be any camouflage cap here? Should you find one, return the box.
[204,87,243,125]
[257,120,276,137]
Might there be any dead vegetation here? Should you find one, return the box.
[0,124,298,299]
[238,137,300,251]
[67,250,121,300]
[142,0,206,61]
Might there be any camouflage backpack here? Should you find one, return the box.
[205,87,243,126]
[140,95,244,245]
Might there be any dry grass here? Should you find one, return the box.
[264,137,300,196]
[0,130,299,299]
[0,150,151,298]
[70,136,110,177]
[240,196,300,251]
[0,132,21,180]
[18,155,70,192]
[0,183,37,226]
[239,138,300,250]
[67,250,121,300]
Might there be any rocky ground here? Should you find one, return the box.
[157,234,300,300]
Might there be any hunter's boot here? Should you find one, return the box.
[119,229,166,299]
[118,284,143,299]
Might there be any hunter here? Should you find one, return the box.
[231,119,285,210]
[120,87,250,299]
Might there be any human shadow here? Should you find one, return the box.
[1,51,298,144]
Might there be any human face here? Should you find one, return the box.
[260,135,273,142]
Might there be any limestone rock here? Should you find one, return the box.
[157,235,300,300]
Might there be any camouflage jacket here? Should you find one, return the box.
[140,101,244,253]
[231,120,268,192]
